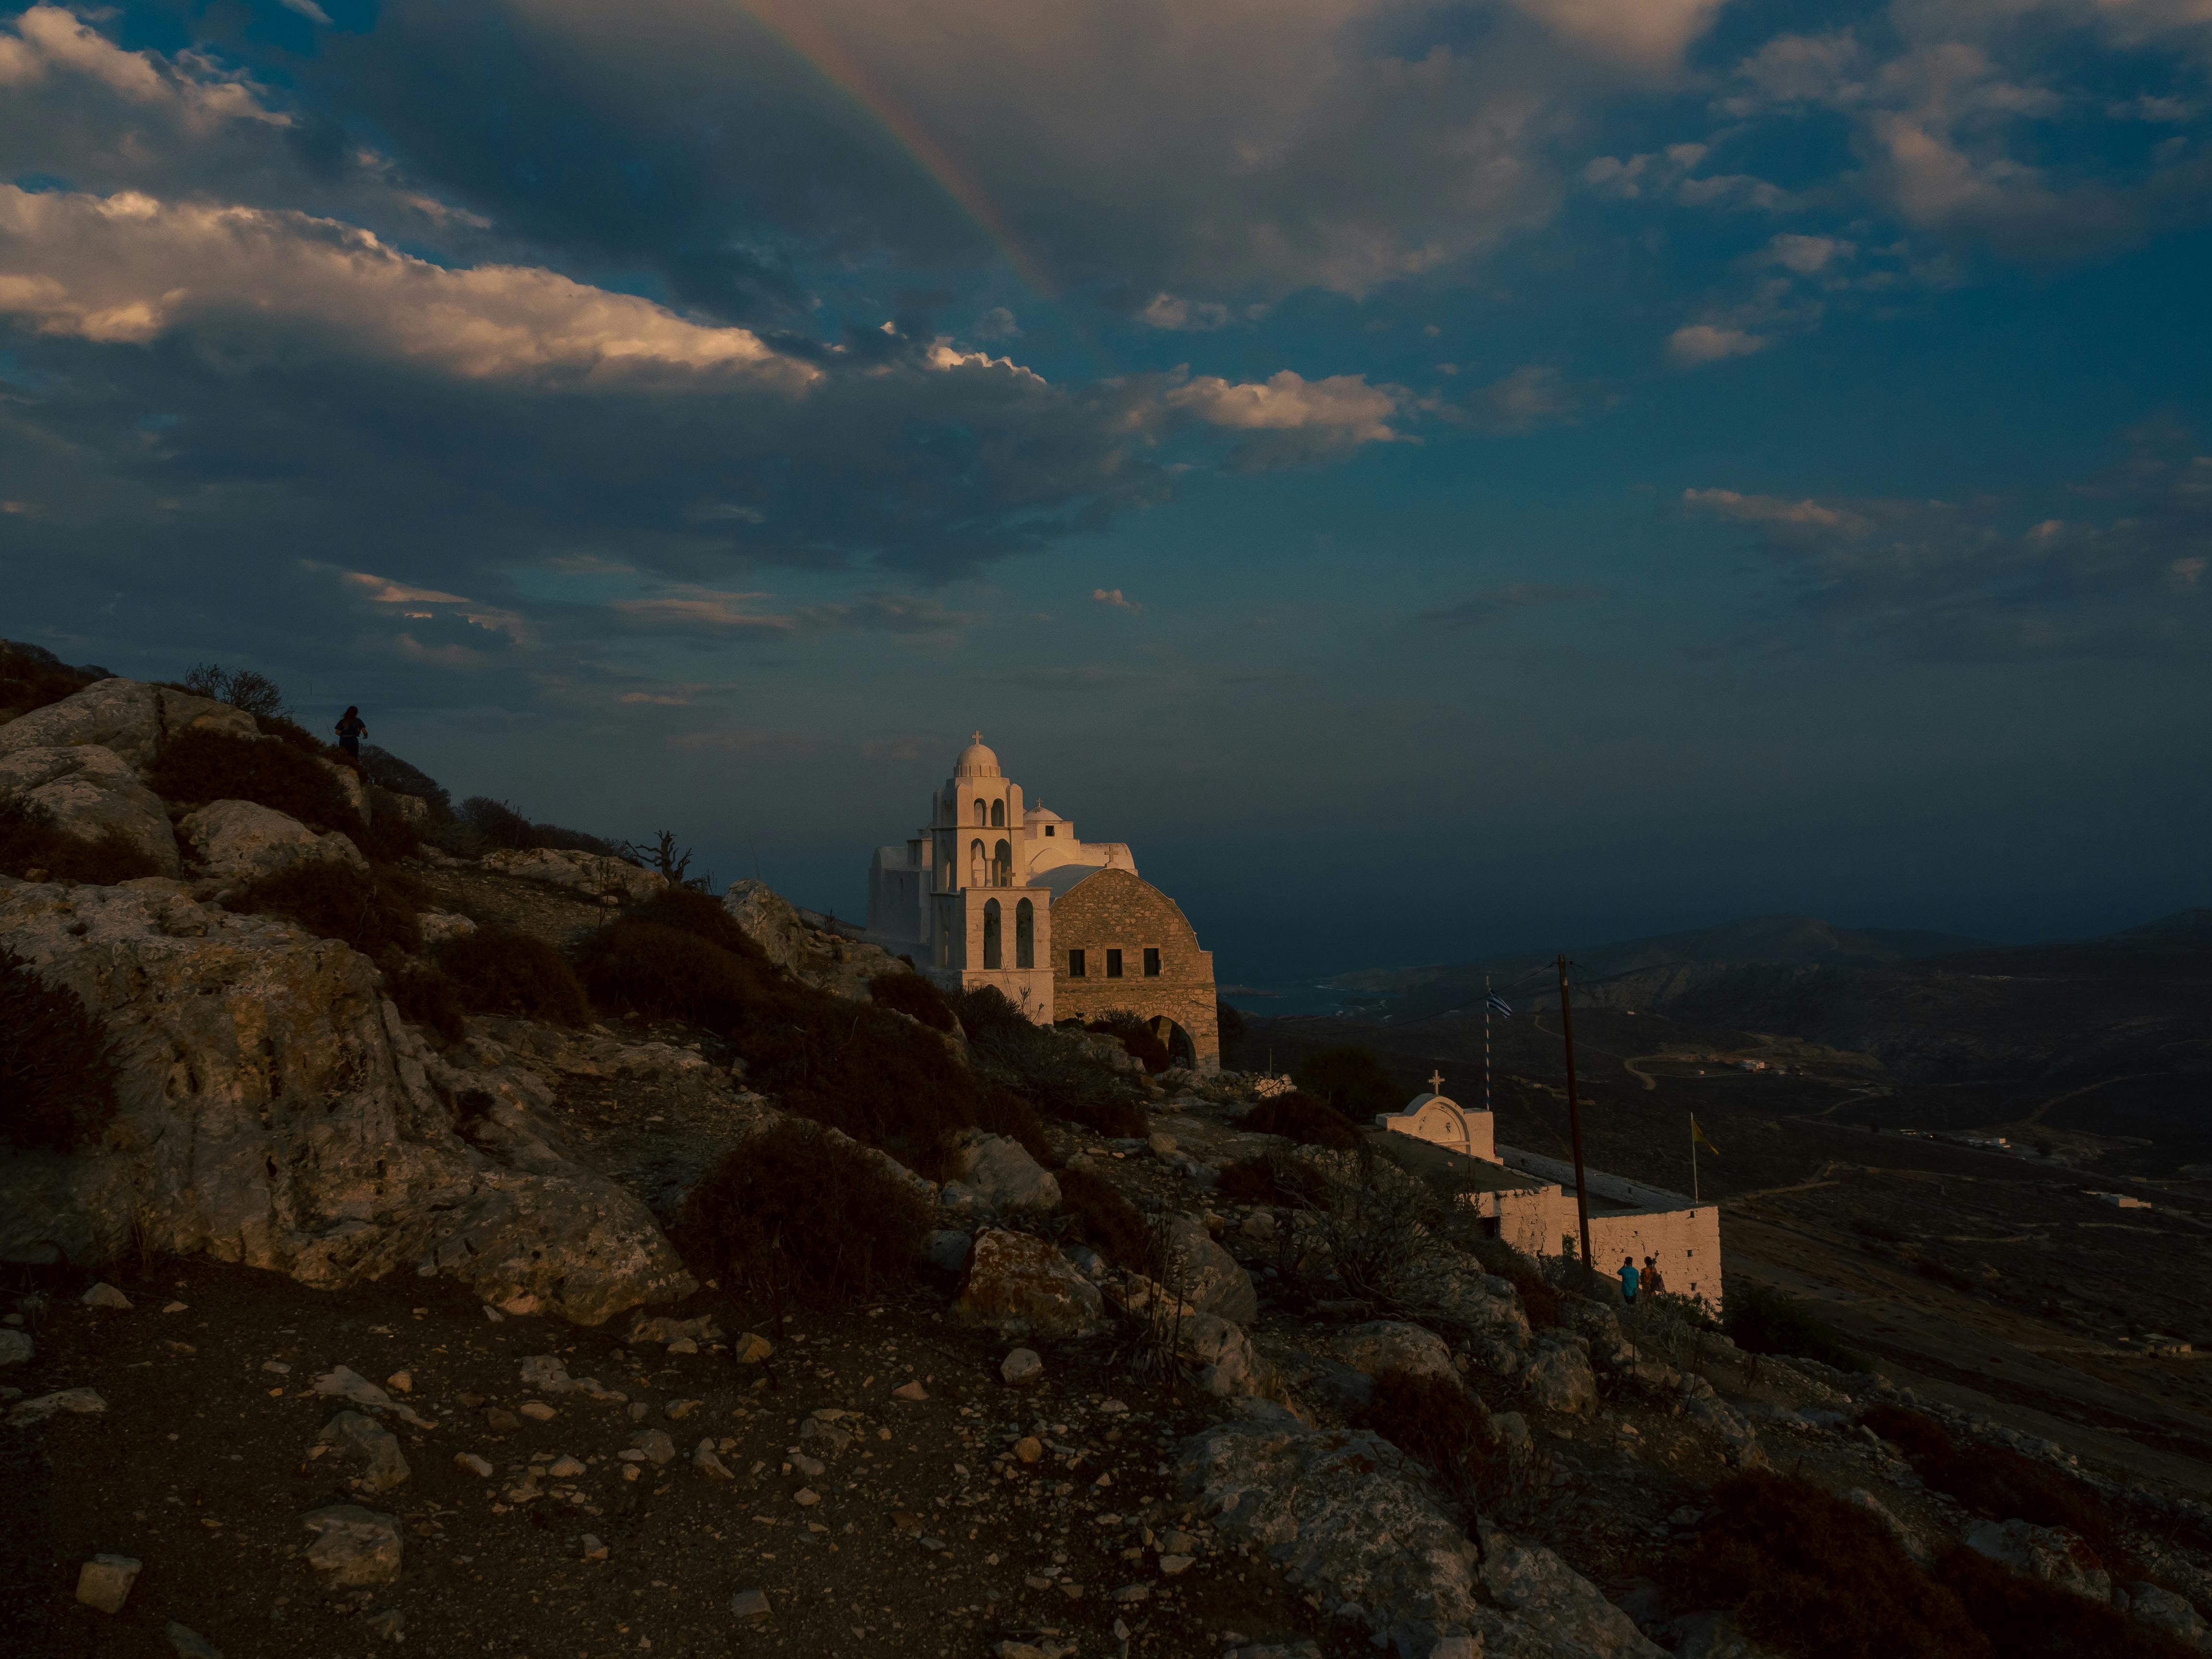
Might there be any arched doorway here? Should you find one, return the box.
[1146,1016,1197,1070]
[983,899,1002,969]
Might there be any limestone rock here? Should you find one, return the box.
[1177,1401,1659,1659]
[317,1409,411,1493]
[7,1386,106,1426]
[0,678,255,771]
[0,879,695,1325]
[1966,1519,2113,1603]
[1163,1215,1259,1326]
[632,1429,677,1465]
[1672,1612,1788,1659]
[957,1132,1060,1212]
[75,1553,142,1613]
[164,1621,224,1658]
[1338,1321,1459,1383]
[0,745,180,875]
[1181,1312,1283,1400]
[925,1229,974,1274]
[0,1328,30,1365]
[956,1228,1109,1340]
[303,1504,402,1587]
[1002,1347,1045,1385]
[1841,1487,1926,1563]
[418,911,477,948]
[719,879,916,1003]
[81,1280,132,1309]
[480,847,664,905]
[1521,1339,1598,1416]
[2122,1582,2211,1649]
[179,799,366,887]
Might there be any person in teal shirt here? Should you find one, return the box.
[1619,1257,1640,1307]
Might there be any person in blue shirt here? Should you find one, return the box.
[1619,1256,1640,1307]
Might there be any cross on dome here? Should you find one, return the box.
[1429,1070,1445,1093]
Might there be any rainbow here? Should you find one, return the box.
[732,1,1056,300]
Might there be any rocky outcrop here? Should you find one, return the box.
[1164,1214,1259,1325]
[1177,1402,1661,1659]
[1521,1335,1599,1416]
[179,799,366,889]
[0,744,180,875]
[0,678,256,769]
[955,1228,1108,1339]
[1337,1321,1460,1383]
[1965,1519,2113,1604]
[479,847,664,905]
[721,878,915,1002]
[0,877,694,1324]
[955,1131,1060,1212]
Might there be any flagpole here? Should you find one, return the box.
[1557,953,1595,1288]
[1691,1117,1699,1205]
[1484,974,1492,1117]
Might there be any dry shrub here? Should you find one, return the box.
[870,971,957,1032]
[0,802,161,885]
[974,1079,1053,1165]
[1058,1163,1161,1275]
[1215,1151,1334,1209]
[626,888,764,959]
[1055,1089,1148,1139]
[255,712,339,758]
[1919,1442,2118,1554]
[0,639,103,721]
[1666,1471,1992,1659]
[1859,1403,1954,1463]
[1237,1089,1360,1151]
[1725,1281,1867,1372]
[958,985,1147,1137]
[576,921,757,1028]
[227,861,423,956]
[1087,1012,1170,1073]
[1469,1235,1563,1330]
[358,791,423,864]
[1356,1368,1492,1509]
[440,927,591,1025]
[678,1119,928,1315]
[736,992,976,1164]
[1936,1545,2196,1659]
[382,957,465,1043]
[147,728,360,835]
[0,948,120,1152]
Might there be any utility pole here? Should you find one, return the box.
[1557,952,1595,1287]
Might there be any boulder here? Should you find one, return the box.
[1163,1215,1259,1326]
[317,1409,412,1493]
[0,745,180,876]
[956,1132,1060,1212]
[1671,1612,1788,1659]
[720,878,916,1003]
[1966,1519,2113,1603]
[956,1228,1108,1340]
[179,799,367,887]
[479,847,664,905]
[0,678,256,770]
[75,1553,142,1613]
[1339,1321,1459,1384]
[2121,1583,2210,1650]
[0,878,695,1324]
[1521,1338,1598,1416]
[1841,1487,1926,1564]
[0,1328,31,1365]
[303,1504,402,1586]
[1176,1402,1660,1659]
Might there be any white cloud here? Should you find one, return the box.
[1504,0,1729,70]
[0,187,816,387]
[1163,369,1404,444]
[974,305,1022,339]
[1683,489,1863,529]
[1665,324,1771,367]
[612,586,984,637]
[1760,233,1852,274]
[0,6,285,128]
[1090,587,1142,613]
[1140,292,1238,331]
[278,0,334,24]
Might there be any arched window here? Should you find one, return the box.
[983,899,1002,970]
[974,798,988,826]
[991,799,1005,827]
[1015,899,1034,969]
[969,839,985,887]
[993,838,1012,886]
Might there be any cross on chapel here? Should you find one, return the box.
[1429,1070,1445,1093]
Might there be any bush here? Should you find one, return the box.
[1237,1089,1360,1151]
[0,801,161,885]
[624,888,763,960]
[870,971,957,1032]
[678,1119,930,1314]
[1214,1151,1334,1209]
[1724,1282,1867,1372]
[1357,1369,1491,1507]
[382,956,465,1043]
[1665,1472,1992,1659]
[439,927,591,1025]
[226,861,423,956]
[1936,1545,2195,1659]
[1859,1404,1954,1463]
[737,991,977,1165]
[255,712,340,759]
[1087,1012,1171,1074]
[1058,1163,1160,1275]
[950,983,1035,1040]
[1469,1235,1563,1330]
[974,1079,1052,1165]
[575,921,758,1028]
[1920,1443,2117,1551]
[180,662,287,718]
[359,790,424,864]
[360,745,450,815]
[458,795,626,858]
[1295,1045,1401,1119]
[147,728,360,836]
[0,639,104,722]
[0,948,120,1152]
[960,986,1148,1137]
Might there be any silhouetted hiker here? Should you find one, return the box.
[1643,1255,1667,1297]
[335,705,368,770]
[1619,1256,1640,1308]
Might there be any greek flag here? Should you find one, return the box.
[1484,992,1513,1017]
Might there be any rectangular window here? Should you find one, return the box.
[1045,825,1055,836]
[1142,947,1161,977]
[1068,949,1086,978]
[1106,949,1123,978]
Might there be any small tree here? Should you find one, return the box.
[180,663,288,719]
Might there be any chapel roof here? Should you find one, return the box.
[954,731,1001,779]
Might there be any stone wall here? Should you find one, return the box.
[1049,868,1219,1069]
[1481,1177,1722,1310]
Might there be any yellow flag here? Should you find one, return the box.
[1691,1115,1720,1157]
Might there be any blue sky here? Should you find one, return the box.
[2,0,2208,980]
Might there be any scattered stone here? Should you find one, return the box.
[548,1455,587,1478]
[162,1301,188,1314]
[1162,1216,1259,1325]
[1521,1340,1599,1416]
[791,1452,826,1478]
[581,1533,609,1561]
[627,1402,650,1421]
[164,1620,223,1658]
[730,1588,772,1621]
[455,1454,494,1478]
[1001,1348,1045,1386]
[7,1387,106,1428]
[483,1408,519,1432]
[666,1398,703,1420]
[925,1230,975,1274]
[1158,1554,1195,1575]
[303,1505,403,1587]
[893,1380,929,1402]
[1113,1582,1153,1602]
[793,1488,821,1507]
[519,1401,558,1422]
[364,1607,406,1643]
[695,1442,735,1479]
[384,1371,412,1393]
[955,1229,1110,1340]
[1966,1519,2113,1603]
[730,1332,773,1363]
[313,1366,431,1428]
[1240,1212,1278,1241]
[1338,1321,1460,1383]
[75,1554,142,1614]
[317,1410,412,1493]
[0,1329,31,1366]
[667,1337,699,1355]
[1016,1436,1044,1464]
[80,1282,133,1310]
[632,1430,677,1465]
[953,1131,1061,1212]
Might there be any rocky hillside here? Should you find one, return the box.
[6,669,2211,1659]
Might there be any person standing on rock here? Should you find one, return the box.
[1619,1255,1640,1310]
[334,705,368,771]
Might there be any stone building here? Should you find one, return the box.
[1377,1086,1721,1309]
[862,733,1221,1069]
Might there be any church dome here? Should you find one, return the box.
[954,732,1001,778]
[1024,803,1063,823]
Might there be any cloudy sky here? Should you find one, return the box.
[4,0,2208,979]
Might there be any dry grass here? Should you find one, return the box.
[869,971,957,1032]
[146,728,360,836]
[973,1079,1053,1166]
[0,948,120,1153]
[226,861,424,956]
[957,986,1148,1138]
[0,802,161,885]
[1936,1544,2197,1659]
[439,927,592,1025]
[382,957,466,1043]
[0,640,102,723]
[1665,1472,1993,1659]
[1468,1235,1563,1331]
[1355,1368,1492,1513]
[1058,1163,1162,1275]
[576,921,757,1028]
[1724,1281,1867,1372]
[677,1119,930,1318]
[1215,1152,1334,1210]
[1235,1090,1360,1151]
